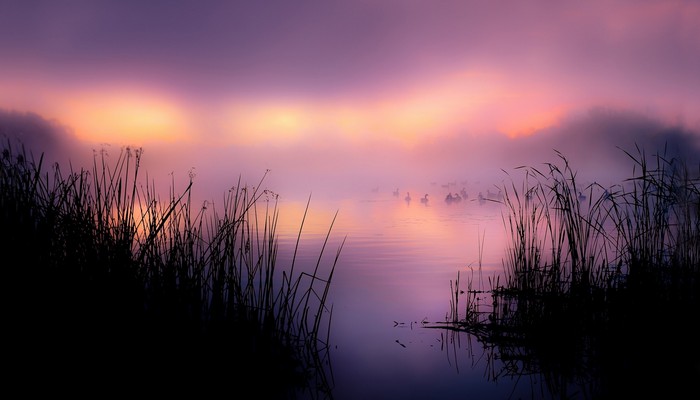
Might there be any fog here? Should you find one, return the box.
[2,1,699,206]
[3,107,699,206]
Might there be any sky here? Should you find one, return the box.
[1,0,699,200]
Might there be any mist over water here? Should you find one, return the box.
[6,107,697,207]
[6,107,696,294]
[3,107,700,399]
[3,2,699,397]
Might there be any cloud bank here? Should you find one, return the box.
[3,106,698,202]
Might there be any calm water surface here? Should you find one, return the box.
[273,184,536,400]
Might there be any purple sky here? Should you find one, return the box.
[1,0,699,198]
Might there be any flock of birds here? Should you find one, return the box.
[393,184,484,206]
[387,185,597,206]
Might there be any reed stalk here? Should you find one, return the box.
[440,143,699,399]
[1,140,340,397]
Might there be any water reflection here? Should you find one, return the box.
[271,187,526,399]
[271,177,698,399]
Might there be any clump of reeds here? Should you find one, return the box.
[611,144,700,303]
[1,139,342,398]
[440,144,699,399]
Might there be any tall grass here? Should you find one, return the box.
[439,144,699,398]
[1,140,343,398]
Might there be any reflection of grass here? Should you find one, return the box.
[438,145,699,398]
[2,141,343,397]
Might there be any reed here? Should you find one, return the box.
[1,140,342,398]
[440,144,699,398]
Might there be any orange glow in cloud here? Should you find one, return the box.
[499,104,569,138]
[0,80,189,146]
[1,1,697,156]
[86,75,565,148]
[325,107,366,137]
[57,90,189,145]
[361,70,568,143]
[218,70,521,147]
[1,69,581,148]
[221,102,318,145]
[370,87,467,146]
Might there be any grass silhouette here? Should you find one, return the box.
[1,140,342,398]
[437,144,700,399]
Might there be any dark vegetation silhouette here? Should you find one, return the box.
[4,107,700,398]
[434,144,700,399]
[1,139,343,398]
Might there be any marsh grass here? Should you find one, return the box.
[1,140,342,398]
[437,144,700,398]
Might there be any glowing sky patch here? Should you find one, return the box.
[222,102,315,145]
[210,70,553,148]
[0,0,698,196]
[61,91,188,144]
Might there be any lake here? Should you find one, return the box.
[272,182,539,400]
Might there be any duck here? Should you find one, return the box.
[446,193,462,203]
[487,189,504,201]
[578,191,587,202]
[420,194,429,203]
